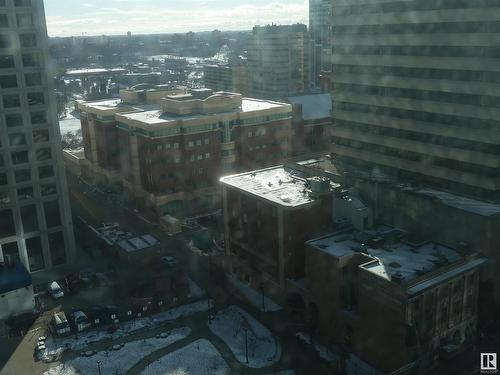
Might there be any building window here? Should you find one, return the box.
[14,0,32,6]
[26,237,45,272]
[0,14,7,28]
[17,186,33,200]
[38,165,54,178]
[19,33,36,47]
[9,132,27,146]
[22,53,39,67]
[0,172,7,185]
[35,148,51,161]
[16,13,33,27]
[44,200,61,228]
[41,183,57,196]
[205,153,210,159]
[190,155,195,162]
[48,231,66,266]
[5,113,23,127]
[3,94,21,108]
[175,157,181,163]
[188,141,194,148]
[0,34,11,48]
[14,169,30,183]
[33,129,49,143]
[204,138,210,145]
[25,72,41,86]
[11,150,28,164]
[196,139,202,146]
[197,155,203,160]
[0,54,14,68]
[27,92,44,106]
[20,204,37,232]
[173,143,179,149]
[2,241,20,264]
[0,208,15,236]
[30,111,46,124]
[0,74,17,88]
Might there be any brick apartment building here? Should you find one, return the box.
[220,165,339,291]
[305,226,486,373]
[77,86,293,217]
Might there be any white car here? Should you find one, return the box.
[48,281,64,299]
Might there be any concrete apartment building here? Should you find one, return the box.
[306,226,486,373]
[330,0,500,201]
[309,0,332,88]
[203,64,248,96]
[0,0,75,272]
[78,88,293,217]
[248,24,310,100]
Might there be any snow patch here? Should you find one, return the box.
[139,339,230,375]
[44,327,191,375]
[208,305,281,368]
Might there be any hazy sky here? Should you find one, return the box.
[44,0,308,37]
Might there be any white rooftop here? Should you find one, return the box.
[117,235,160,253]
[308,227,462,283]
[221,166,319,207]
[118,98,289,125]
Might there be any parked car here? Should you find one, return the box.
[70,310,91,332]
[52,311,70,336]
[47,281,64,299]
[160,256,177,267]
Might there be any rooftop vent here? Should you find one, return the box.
[391,272,405,284]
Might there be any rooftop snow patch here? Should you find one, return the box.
[221,166,327,207]
[307,226,462,283]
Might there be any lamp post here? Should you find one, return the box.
[244,326,249,364]
[97,360,101,375]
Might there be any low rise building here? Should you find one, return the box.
[221,165,339,291]
[305,226,486,373]
[77,87,293,217]
[0,262,35,321]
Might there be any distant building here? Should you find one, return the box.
[248,24,310,100]
[287,93,332,156]
[0,262,35,321]
[203,64,248,96]
[305,226,486,373]
[77,88,293,217]
[309,0,332,88]
[0,0,76,272]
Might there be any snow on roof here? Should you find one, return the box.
[220,166,318,207]
[287,93,332,120]
[416,188,500,217]
[307,227,463,284]
[117,235,160,253]
[241,98,288,112]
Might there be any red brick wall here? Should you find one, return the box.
[117,128,134,184]
[94,121,120,171]
[233,119,293,171]
[136,130,221,194]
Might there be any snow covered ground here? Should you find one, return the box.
[43,300,212,357]
[43,327,191,375]
[139,339,230,375]
[295,332,340,362]
[208,305,281,368]
[228,275,282,312]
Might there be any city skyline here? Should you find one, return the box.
[44,0,308,37]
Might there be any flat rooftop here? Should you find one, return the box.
[307,226,462,283]
[118,97,289,125]
[221,166,334,207]
[117,234,160,253]
[79,99,158,115]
